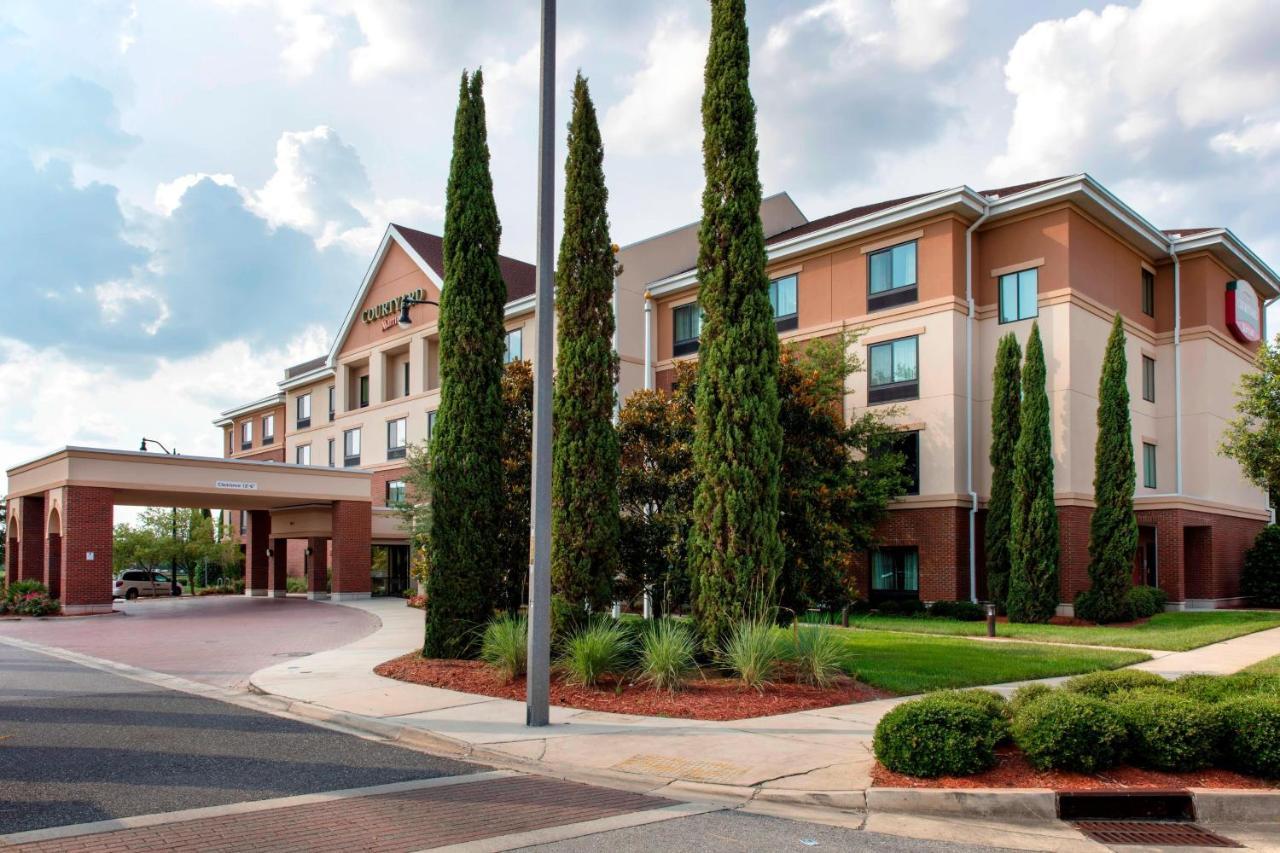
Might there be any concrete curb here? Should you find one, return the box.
[1190,789,1280,824]
[867,788,1058,821]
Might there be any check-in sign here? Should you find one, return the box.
[215,480,259,491]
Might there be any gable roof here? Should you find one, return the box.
[392,224,537,303]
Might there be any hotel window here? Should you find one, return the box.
[1142,356,1156,403]
[867,241,917,311]
[387,417,407,460]
[262,414,275,445]
[226,429,232,454]
[868,336,919,404]
[871,547,919,596]
[770,274,799,332]
[505,328,524,363]
[998,268,1038,323]
[296,393,311,429]
[327,438,335,468]
[880,430,920,495]
[343,428,361,467]
[1143,442,1158,489]
[1141,269,1155,317]
[239,512,246,535]
[328,385,335,420]
[673,303,702,356]
[358,375,370,408]
[427,409,438,442]
[403,362,411,396]
[296,444,311,465]
[240,420,252,450]
[386,479,406,504]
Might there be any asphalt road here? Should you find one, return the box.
[0,642,479,833]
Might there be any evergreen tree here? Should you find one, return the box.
[424,70,507,658]
[687,0,783,650]
[551,73,621,613]
[1076,314,1138,623]
[985,333,1022,610]
[1007,322,1060,622]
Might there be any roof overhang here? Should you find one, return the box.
[213,392,285,426]
[278,364,336,392]
[1169,228,1280,299]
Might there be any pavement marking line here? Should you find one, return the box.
[0,770,514,847]
[418,801,721,853]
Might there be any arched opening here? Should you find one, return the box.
[46,506,62,600]
[5,509,18,593]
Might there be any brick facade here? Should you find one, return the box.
[245,510,270,594]
[851,505,974,602]
[330,500,371,597]
[60,486,114,614]
[307,536,329,597]
[1135,507,1266,605]
[18,494,45,583]
[269,537,289,596]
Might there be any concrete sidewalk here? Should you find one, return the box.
[250,600,1280,807]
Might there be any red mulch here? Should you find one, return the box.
[374,654,892,721]
[872,746,1277,790]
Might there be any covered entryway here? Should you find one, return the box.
[4,447,373,614]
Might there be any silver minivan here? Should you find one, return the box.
[113,570,183,600]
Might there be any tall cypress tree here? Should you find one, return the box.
[985,333,1022,610]
[687,0,783,650]
[551,74,621,613]
[1007,322,1060,623]
[424,70,507,658]
[1076,314,1137,622]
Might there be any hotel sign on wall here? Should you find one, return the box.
[362,288,427,332]
[1225,280,1261,343]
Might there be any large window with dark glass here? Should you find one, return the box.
[296,444,311,465]
[327,438,335,468]
[1141,269,1155,317]
[880,430,920,495]
[427,410,438,442]
[1143,442,1158,489]
[296,393,311,429]
[358,375,370,408]
[998,268,1038,323]
[386,417,407,460]
[505,328,523,363]
[870,547,919,598]
[770,274,798,331]
[673,303,702,356]
[343,428,361,467]
[868,336,919,403]
[868,241,917,311]
[328,385,335,420]
[240,420,252,450]
[1142,356,1156,403]
[262,414,275,444]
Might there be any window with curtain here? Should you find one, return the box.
[871,548,919,593]
[673,303,702,355]
[868,241,917,310]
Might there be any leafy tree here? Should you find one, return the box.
[1241,524,1280,607]
[688,0,783,650]
[1222,334,1280,508]
[551,73,621,613]
[113,508,240,586]
[498,359,534,614]
[777,333,908,615]
[985,333,1021,610]
[617,362,698,616]
[1007,322,1060,622]
[1076,314,1138,623]
[425,70,508,658]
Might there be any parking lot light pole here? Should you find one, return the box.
[140,438,181,597]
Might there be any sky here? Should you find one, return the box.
[3,0,1280,486]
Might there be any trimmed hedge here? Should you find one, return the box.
[873,694,1004,778]
[928,600,986,621]
[1009,683,1055,716]
[1012,692,1128,772]
[1114,690,1218,771]
[1217,697,1280,778]
[877,599,926,617]
[1124,585,1168,619]
[1063,669,1167,699]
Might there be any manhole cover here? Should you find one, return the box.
[613,754,748,783]
[1074,821,1242,847]
[273,651,311,658]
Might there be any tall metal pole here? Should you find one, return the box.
[526,0,555,728]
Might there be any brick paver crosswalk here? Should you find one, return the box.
[11,775,668,852]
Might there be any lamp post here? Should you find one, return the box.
[139,438,181,597]
[396,295,439,329]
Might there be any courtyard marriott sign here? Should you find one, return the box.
[362,288,427,328]
[1226,280,1261,344]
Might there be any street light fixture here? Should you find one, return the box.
[140,437,181,597]
[397,295,439,329]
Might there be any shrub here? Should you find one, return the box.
[1124,585,1168,619]
[5,579,46,604]
[286,577,307,593]
[874,695,1003,778]
[1114,691,1218,771]
[1012,691,1128,772]
[1063,669,1167,699]
[636,619,697,692]
[719,620,788,691]
[791,627,846,688]
[1168,674,1277,704]
[406,594,426,610]
[930,689,1010,741]
[12,591,59,616]
[876,600,902,616]
[557,618,632,687]
[847,598,872,616]
[1009,683,1055,716]
[1216,696,1280,778]
[480,614,528,681]
[929,600,986,621]
[1241,525,1280,607]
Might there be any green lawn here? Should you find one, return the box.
[835,610,1280,652]
[832,628,1149,695]
[1243,654,1280,676]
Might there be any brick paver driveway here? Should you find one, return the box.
[0,595,379,688]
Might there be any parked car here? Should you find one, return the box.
[113,571,183,600]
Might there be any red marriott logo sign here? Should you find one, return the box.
[1225,281,1261,343]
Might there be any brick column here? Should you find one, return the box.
[4,534,15,594]
[60,486,114,615]
[245,510,271,596]
[330,500,371,600]
[44,532,62,600]
[268,536,289,598]
[307,536,329,600]
[18,494,45,583]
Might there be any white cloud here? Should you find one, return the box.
[603,12,707,157]
[891,0,968,70]
[1212,120,1280,159]
[275,0,336,77]
[154,172,239,215]
[252,125,371,243]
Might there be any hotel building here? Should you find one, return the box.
[206,174,1276,612]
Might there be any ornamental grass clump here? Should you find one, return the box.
[479,614,528,682]
[719,619,788,691]
[1012,691,1127,772]
[558,618,633,688]
[1114,690,1219,771]
[790,627,846,688]
[1216,696,1280,778]
[873,694,1003,778]
[1063,669,1167,699]
[636,619,698,692]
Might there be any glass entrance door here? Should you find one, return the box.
[371,544,410,597]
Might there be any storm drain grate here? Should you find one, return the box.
[1074,821,1242,847]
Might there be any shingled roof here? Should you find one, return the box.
[393,224,537,303]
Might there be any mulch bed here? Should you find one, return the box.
[872,746,1277,790]
[374,653,891,721]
